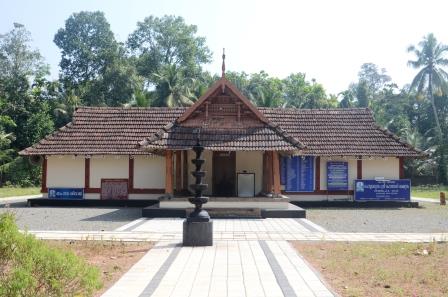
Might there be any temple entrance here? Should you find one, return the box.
[212,151,236,196]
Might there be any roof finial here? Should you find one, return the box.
[221,48,226,78]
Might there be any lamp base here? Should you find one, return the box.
[182,220,213,246]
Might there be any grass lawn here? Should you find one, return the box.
[0,187,40,198]
[47,240,153,297]
[412,185,448,199]
[293,241,448,297]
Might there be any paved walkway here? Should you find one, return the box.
[0,194,41,204]
[22,217,448,297]
[28,218,448,243]
[102,240,335,297]
[95,218,447,297]
[412,196,440,204]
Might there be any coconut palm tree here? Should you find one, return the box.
[407,33,448,139]
[124,88,151,107]
[152,65,196,107]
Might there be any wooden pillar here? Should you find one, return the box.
[357,158,363,179]
[84,158,90,189]
[41,157,47,193]
[315,156,321,191]
[263,151,273,193]
[182,150,188,191]
[165,150,173,195]
[262,152,267,192]
[175,151,182,193]
[399,157,405,179]
[128,156,134,191]
[272,151,281,195]
[261,152,268,193]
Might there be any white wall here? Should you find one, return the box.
[236,151,263,195]
[133,156,165,188]
[46,156,85,188]
[362,158,399,180]
[90,156,129,187]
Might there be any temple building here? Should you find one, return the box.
[20,63,422,214]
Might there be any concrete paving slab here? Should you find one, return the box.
[102,240,335,297]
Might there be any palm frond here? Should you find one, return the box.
[409,68,427,93]
[166,93,175,107]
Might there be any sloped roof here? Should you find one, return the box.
[20,107,184,156]
[260,107,423,157]
[20,106,423,157]
[177,78,270,124]
[139,77,305,152]
[139,125,303,151]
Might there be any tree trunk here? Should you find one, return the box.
[428,71,443,140]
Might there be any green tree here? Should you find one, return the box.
[54,11,140,106]
[0,23,48,111]
[0,24,54,186]
[245,72,283,107]
[358,63,391,97]
[0,23,53,149]
[282,74,332,108]
[124,88,151,107]
[407,33,448,138]
[127,15,212,85]
[338,90,355,108]
[54,11,118,86]
[82,49,142,106]
[223,71,248,91]
[355,80,370,107]
[0,112,16,186]
[152,64,196,107]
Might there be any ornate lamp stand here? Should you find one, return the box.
[182,137,213,246]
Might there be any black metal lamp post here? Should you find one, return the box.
[183,133,213,246]
[187,137,210,222]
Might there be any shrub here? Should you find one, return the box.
[0,213,102,296]
[1,157,41,187]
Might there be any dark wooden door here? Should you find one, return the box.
[212,151,236,196]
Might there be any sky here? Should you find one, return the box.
[1,0,448,95]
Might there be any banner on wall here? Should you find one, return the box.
[280,157,287,185]
[48,188,84,200]
[354,179,411,201]
[327,161,348,190]
[283,156,314,192]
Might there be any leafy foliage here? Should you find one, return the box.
[0,24,54,186]
[127,15,212,81]
[54,11,141,106]
[152,64,196,107]
[407,33,448,138]
[0,213,102,296]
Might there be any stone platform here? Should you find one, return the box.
[27,198,158,207]
[142,197,306,219]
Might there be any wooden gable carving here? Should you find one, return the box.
[178,78,269,129]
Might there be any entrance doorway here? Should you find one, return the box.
[212,151,236,196]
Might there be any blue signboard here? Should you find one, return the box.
[284,156,314,192]
[327,161,348,190]
[48,188,84,200]
[354,179,411,201]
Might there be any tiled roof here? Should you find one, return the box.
[139,125,304,151]
[20,107,184,156]
[20,106,423,157]
[260,107,423,157]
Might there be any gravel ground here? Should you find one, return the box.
[2,199,447,233]
[306,202,448,233]
[0,201,142,231]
